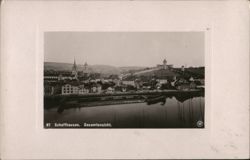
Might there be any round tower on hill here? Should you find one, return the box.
[181,65,185,72]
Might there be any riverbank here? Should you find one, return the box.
[44,89,204,110]
[45,89,203,98]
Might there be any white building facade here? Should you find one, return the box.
[61,84,79,95]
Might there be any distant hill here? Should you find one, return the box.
[89,65,121,75]
[44,62,204,78]
[119,66,148,74]
[44,62,144,75]
[125,68,180,80]
[44,62,73,71]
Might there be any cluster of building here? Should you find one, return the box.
[44,59,205,96]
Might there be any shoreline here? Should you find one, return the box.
[45,89,204,98]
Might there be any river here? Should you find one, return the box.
[44,96,204,128]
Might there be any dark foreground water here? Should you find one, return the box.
[44,96,204,128]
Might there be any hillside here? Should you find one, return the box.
[44,62,145,75]
[119,66,148,74]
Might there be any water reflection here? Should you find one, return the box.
[53,92,204,114]
[44,96,205,128]
[146,95,166,105]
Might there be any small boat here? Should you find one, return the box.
[145,95,166,105]
[57,101,78,113]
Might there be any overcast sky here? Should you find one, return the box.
[44,32,204,67]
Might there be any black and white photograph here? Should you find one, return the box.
[44,32,205,128]
[1,0,250,159]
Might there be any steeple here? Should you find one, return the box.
[73,58,77,70]
[72,58,78,78]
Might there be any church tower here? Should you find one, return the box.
[83,62,88,73]
[163,59,167,70]
[72,58,78,78]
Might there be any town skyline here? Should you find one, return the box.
[44,32,205,68]
[44,58,205,68]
